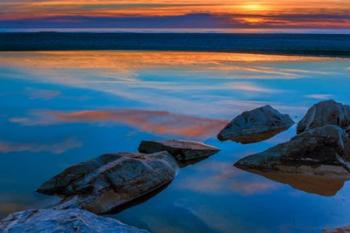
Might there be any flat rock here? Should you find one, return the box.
[0,208,148,233]
[297,100,350,134]
[218,105,294,144]
[138,140,219,162]
[235,125,350,176]
[37,151,178,214]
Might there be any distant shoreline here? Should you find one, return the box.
[1,32,350,57]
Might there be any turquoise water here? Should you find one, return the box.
[0,51,350,232]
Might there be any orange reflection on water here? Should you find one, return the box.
[11,109,228,139]
[0,51,332,81]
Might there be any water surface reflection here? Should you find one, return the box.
[1,51,350,233]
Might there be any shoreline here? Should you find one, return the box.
[1,32,350,57]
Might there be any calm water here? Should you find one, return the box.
[0,51,350,233]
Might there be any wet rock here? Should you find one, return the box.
[37,152,178,214]
[0,208,148,233]
[297,100,350,134]
[235,125,350,176]
[218,105,294,144]
[324,226,350,233]
[138,140,219,162]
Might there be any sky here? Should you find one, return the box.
[0,0,350,31]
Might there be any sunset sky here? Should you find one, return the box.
[0,0,350,30]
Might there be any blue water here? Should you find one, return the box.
[0,51,350,233]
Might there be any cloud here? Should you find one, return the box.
[1,0,350,30]
[0,138,82,154]
[10,109,228,139]
[1,12,350,29]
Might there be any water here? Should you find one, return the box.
[0,51,350,233]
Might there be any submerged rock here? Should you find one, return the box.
[235,125,350,176]
[138,140,219,162]
[0,208,148,233]
[324,226,350,233]
[297,100,350,134]
[37,152,178,214]
[218,105,294,144]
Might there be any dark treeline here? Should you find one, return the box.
[1,32,350,57]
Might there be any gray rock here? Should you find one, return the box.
[218,105,294,144]
[37,152,178,214]
[235,125,350,176]
[0,208,148,233]
[297,100,350,134]
[138,140,219,162]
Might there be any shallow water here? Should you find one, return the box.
[0,51,350,233]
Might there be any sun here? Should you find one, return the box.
[241,3,266,11]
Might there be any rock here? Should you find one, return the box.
[217,105,294,144]
[37,152,178,214]
[297,100,350,134]
[324,226,350,233]
[138,140,219,162]
[0,208,148,233]
[235,125,350,176]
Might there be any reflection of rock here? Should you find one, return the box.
[324,226,350,233]
[235,125,350,176]
[37,152,178,214]
[218,105,294,144]
[0,208,148,233]
[297,100,350,134]
[238,168,348,196]
[138,140,219,163]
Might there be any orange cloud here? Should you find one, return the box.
[1,0,350,28]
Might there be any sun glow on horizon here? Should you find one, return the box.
[241,3,268,12]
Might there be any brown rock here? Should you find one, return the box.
[297,100,350,134]
[138,140,219,162]
[37,152,178,214]
[218,105,294,144]
[235,125,350,176]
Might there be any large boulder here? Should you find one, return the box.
[0,208,148,233]
[218,105,294,144]
[235,125,350,176]
[138,140,219,162]
[37,152,178,214]
[297,100,350,134]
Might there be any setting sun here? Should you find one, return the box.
[241,3,267,11]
